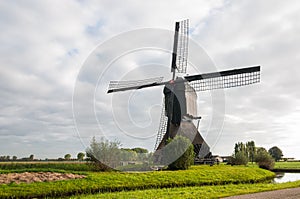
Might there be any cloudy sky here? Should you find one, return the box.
[1,0,300,159]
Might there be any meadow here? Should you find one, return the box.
[0,162,299,198]
[74,180,300,199]
[274,161,300,171]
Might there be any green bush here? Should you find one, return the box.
[255,150,275,170]
[232,151,249,166]
[86,137,121,170]
[162,136,194,170]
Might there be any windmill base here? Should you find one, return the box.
[153,120,211,165]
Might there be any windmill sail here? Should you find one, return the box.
[171,19,189,77]
[185,66,260,92]
[176,19,189,74]
[107,76,165,93]
[154,98,168,150]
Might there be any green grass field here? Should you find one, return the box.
[0,162,300,198]
[73,180,300,199]
[274,161,300,170]
[0,164,275,198]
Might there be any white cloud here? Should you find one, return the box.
[1,0,300,159]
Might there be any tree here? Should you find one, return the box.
[232,141,259,165]
[64,154,71,160]
[120,148,150,161]
[12,156,17,161]
[246,141,256,163]
[234,142,246,156]
[120,149,137,161]
[268,146,283,162]
[162,136,195,170]
[232,142,249,165]
[257,147,267,153]
[77,152,85,161]
[232,151,248,165]
[86,137,121,170]
[255,149,275,170]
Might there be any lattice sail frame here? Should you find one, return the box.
[186,67,260,92]
[176,19,189,74]
[154,98,168,150]
[108,76,164,90]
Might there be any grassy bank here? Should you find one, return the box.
[0,165,274,198]
[73,180,300,199]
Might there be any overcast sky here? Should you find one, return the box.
[1,0,300,159]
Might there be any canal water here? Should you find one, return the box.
[273,172,300,183]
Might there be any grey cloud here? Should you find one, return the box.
[1,0,300,159]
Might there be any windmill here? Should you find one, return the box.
[107,19,260,163]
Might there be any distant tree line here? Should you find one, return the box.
[0,154,34,162]
[0,152,87,162]
[231,140,284,170]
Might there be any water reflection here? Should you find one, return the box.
[273,172,300,183]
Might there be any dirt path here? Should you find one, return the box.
[0,172,85,184]
[223,187,300,199]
